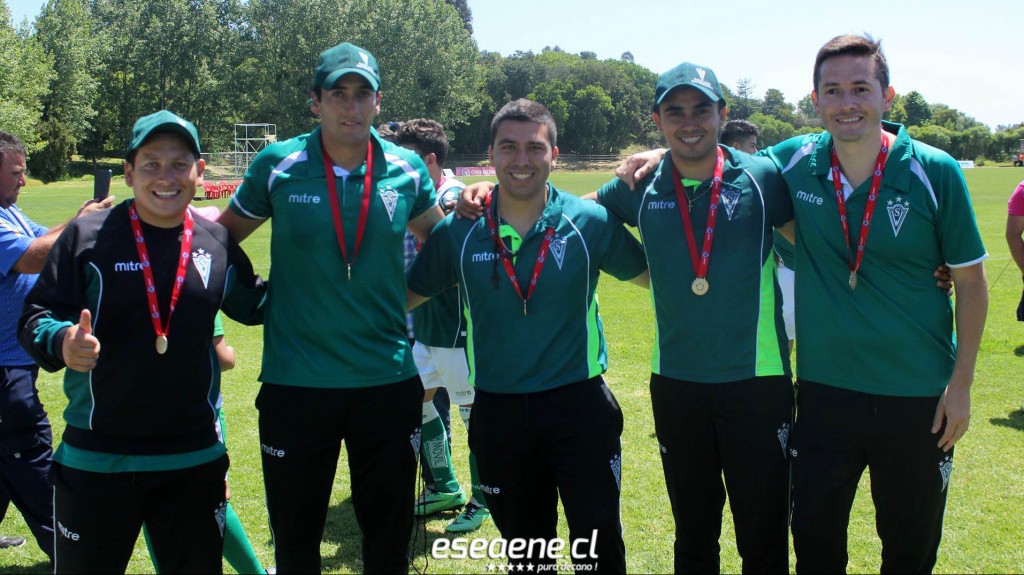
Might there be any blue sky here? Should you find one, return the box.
[8,0,1022,130]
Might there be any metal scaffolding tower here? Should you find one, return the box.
[233,123,277,176]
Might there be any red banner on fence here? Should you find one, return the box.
[455,166,496,177]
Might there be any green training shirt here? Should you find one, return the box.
[407,184,647,394]
[773,230,795,269]
[413,177,468,348]
[597,147,793,383]
[765,122,987,397]
[230,127,435,388]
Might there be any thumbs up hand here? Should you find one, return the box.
[62,309,101,373]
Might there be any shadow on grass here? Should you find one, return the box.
[1014,345,1024,357]
[990,409,1024,431]
[321,497,362,573]
[0,561,52,575]
[320,496,463,573]
[408,509,472,573]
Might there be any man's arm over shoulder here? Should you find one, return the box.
[217,207,266,243]
[18,221,86,372]
[748,154,794,229]
[408,205,444,243]
[220,144,288,241]
[403,147,439,240]
[407,217,460,303]
[221,235,267,326]
[587,202,648,285]
[8,197,115,274]
[594,175,648,228]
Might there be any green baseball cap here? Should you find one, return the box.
[655,62,726,109]
[313,42,380,92]
[127,110,201,156]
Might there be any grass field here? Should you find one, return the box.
[1,167,1023,574]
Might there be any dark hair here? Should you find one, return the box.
[376,122,400,143]
[489,99,557,148]
[0,132,26,166]
[654,88,726,114]
[813,34,889,92]
[125,128,201,166]
[310,74,375,100]
[396,119,450,167]
[720,119,760,147]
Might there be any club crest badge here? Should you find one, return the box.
[939,455,953,492]
[379,185,399,222]
[887,196,910,237]
[720,184,741,220]
[549,234,568,269]
[191,248,212,289]
[610,454,622,491]
[777,422,790,456]
[409,427,422,455]
[214,501,227,537]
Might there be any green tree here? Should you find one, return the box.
[796,93,815,118]
[761,88,794,124]
[955,125,992,161]
[729,77,759,120]
[28,117,75,181]
[33,0,100,176]
[901,91,931,127]
[239,0,343,139]
[344,0,481,134]
[748,112,795,147]
[89,0,251,153]
[605,59,658,150]
[566,84,613,153]
[0,1,53,151]
[443,0,471,33]
[885,93,908,124]
[500,50,543,101]
[908,124,954,153]
[930,104,984,132]
[450,50,505,153]
[528,79,572,137]
[989,125,1024,161]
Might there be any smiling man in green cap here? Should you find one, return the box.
[590,62,795,574]
[218,42,443,573]
[19,110,266,573]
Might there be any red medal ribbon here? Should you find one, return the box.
[485,190,555,316]
[322,138,373,280]
[673,147,725,281]
[128,202,194,344]
[830,132,889,285]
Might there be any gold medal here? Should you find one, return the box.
[849,271,858,290]
[692,277,709,296]
[156,335,168,355]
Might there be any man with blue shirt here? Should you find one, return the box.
[0,131,112,562]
